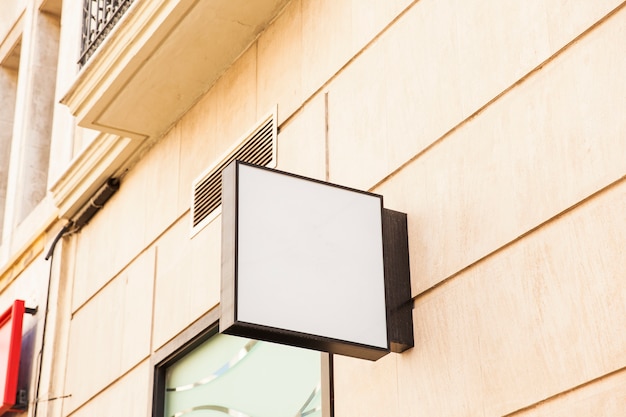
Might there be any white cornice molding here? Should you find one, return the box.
[49,133,140,219]
[54,0,290,222]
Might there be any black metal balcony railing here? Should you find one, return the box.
[79,0,134,67]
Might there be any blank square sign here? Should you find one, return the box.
[220,161,389,360]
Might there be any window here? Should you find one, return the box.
[153,322,332,417]
[0,39,19,241]
[0,7,61,240]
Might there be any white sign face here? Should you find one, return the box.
[220,162,389,360]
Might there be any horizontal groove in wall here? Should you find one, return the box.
[412,172,626,303]
[65,359,150,417]
[70,208,189,316]
[369,2,626,300]
[369,0,626,193]
[502,364,626,416]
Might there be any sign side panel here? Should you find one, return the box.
[219,161,238,332]
[0,300,24,413]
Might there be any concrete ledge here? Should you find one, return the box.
[60,0,289,141]
[49,133,138,220]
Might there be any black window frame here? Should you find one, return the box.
[150,308,334,417]
[150,308,220,417]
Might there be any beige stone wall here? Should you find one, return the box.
[54,0,626,416]
[0,2,61,259]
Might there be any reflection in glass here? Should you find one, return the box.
[164,334,321,417]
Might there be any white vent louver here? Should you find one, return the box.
[191,111,277,236]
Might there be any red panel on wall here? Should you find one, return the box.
[0,300,25,414]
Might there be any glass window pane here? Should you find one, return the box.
[164,333,322,417]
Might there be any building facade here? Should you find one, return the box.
[0,0,625,416]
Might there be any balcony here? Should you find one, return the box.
[62,0,289,141]
[53,0,289,221]
[79,0,134,67]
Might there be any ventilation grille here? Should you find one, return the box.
[191,112,277,236]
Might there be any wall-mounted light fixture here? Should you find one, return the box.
[219,161,413,361]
